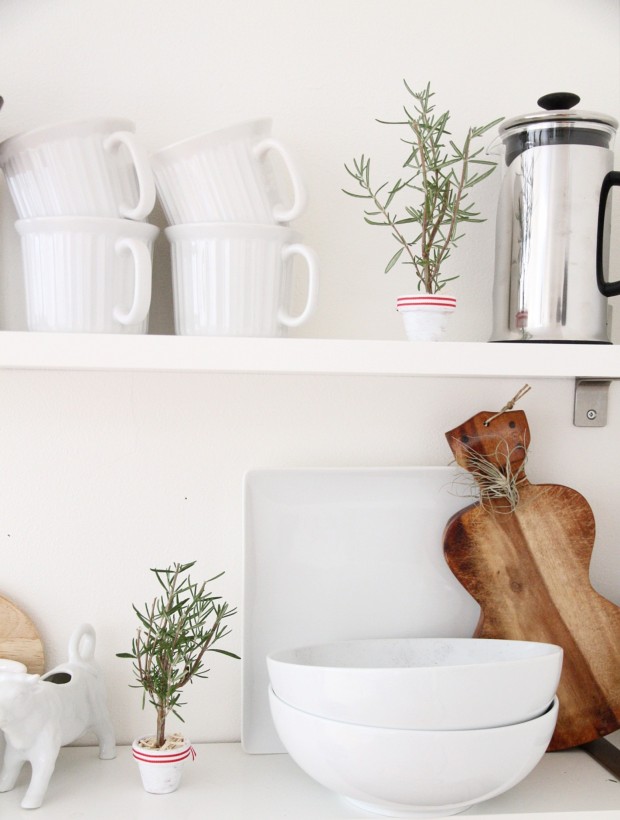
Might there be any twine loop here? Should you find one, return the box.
[483,384,531,426]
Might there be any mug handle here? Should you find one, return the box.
[253,137,308,222]
[103,131,157,221]
[278,243,319,328]
[113,238,152,326]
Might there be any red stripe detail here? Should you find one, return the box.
[397,296,456,301]
[397,300,456,309]
[132,746,193,764]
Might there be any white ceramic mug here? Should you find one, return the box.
[15,217,159,333]
[151,119,307,225]
[0,118,156,220]
[165,223,319,336]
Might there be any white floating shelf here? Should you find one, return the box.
[0,331,619,379]
[1,742,618,819]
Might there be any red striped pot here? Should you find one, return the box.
[396,294,457,341]
[132,736,196,793]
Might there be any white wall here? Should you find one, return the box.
[0,0,619,745]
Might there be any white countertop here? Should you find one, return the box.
[0,742,618,819]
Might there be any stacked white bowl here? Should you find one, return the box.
[0,118,158,333]
[150,119,319,337]
[267,637,563,818]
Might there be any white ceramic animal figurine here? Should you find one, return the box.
[0,623,116,809]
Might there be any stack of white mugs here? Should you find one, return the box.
[150,119,319,336]
[0,118,158,333]
[0,116,318,337]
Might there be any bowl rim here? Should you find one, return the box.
[269,684,559,735]
[267,636,563,672]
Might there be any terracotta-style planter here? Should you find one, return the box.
[396,294,456,341]
[132,736,195,794]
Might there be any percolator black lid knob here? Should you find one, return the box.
[537,92,581,111]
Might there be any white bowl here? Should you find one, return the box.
[267,637,562,730]
[269,687,559,818]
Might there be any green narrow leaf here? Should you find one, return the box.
[464,167,497,188]
[385,247,404,273]
[209,648,242,659]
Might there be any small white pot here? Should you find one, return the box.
[396,294,456,341]
[132,736,195,794]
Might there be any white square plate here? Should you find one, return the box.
[242,467,479,753]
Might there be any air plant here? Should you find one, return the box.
[450,438,529,514]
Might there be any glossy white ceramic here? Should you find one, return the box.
[165,223,319,336]
[151,119,307,224]
[268,637,562,731]
[269,687,559,818]
[0,118,156,220]
[0,625,115,809]
[0,660,27,673]
[242,467,480,753]
[0,659,28,768]
[16,216,158,333]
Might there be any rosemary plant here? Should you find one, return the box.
[343,81,502,294]
[117,561,239,748]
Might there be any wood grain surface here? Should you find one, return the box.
[0,593,45,674]
[444,409,620,751]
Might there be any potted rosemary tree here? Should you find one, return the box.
[343,81,502,340]
[117,560,239,794]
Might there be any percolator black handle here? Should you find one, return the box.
[597,171,620,297]
[537,92,580,111]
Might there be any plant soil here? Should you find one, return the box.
[137,732,186,751]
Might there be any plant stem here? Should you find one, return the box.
[156,705,166,748]
[432,129,472,280]
[367,189,418,270]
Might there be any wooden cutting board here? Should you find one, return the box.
[0,592,45,674]
[443,408,620,751]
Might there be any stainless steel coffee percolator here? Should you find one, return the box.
[490,92,620,343]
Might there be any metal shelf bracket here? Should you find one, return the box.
[573,378,615,427]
